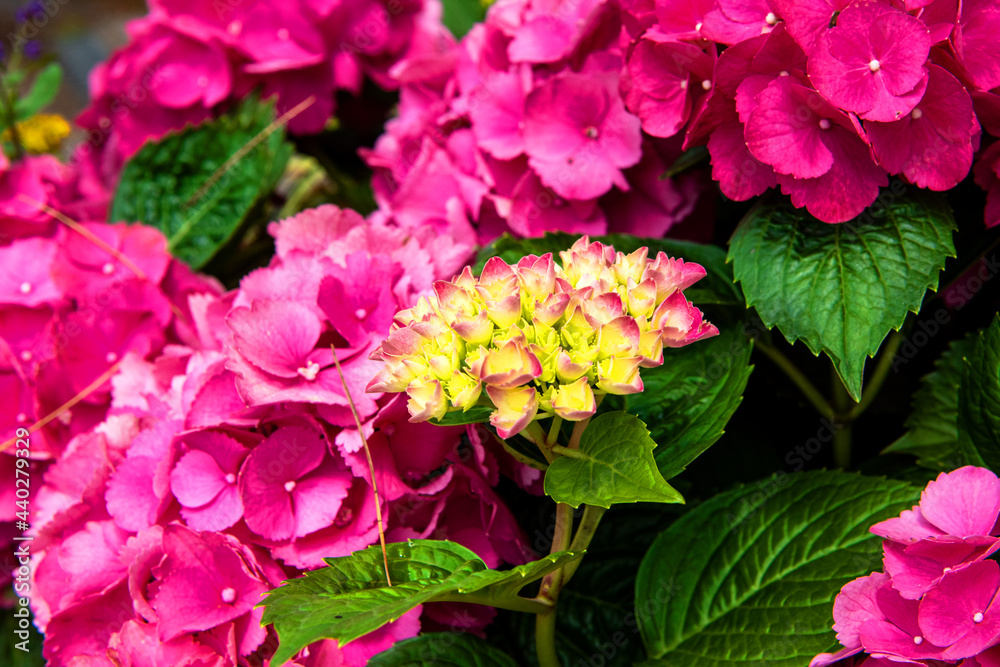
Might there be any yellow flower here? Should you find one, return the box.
[3,114,70,154]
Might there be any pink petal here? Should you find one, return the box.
[170,449,227,508]
[920,466,1000,538]
[919,560,999,648]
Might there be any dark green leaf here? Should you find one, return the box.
[636,471,919,666]
[958,315,1000,472]
[474,232,741,305]
[441,0,486,38]
[629,325,753,480]
[110,95,293,269]
[544,412,684,508]
[261,540,582,666]
[431,405,494,426]
[728,192,957,400]
[369,633,520,667]
[883,332,977,470]
[14,63,62,120]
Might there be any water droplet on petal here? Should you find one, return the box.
[869,59,881,72]
[221,587,237,604]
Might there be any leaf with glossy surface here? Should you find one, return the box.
[111,96,292,269]
[883,332,976,470]
[261,540,582,666]
[636,471,919,667]
[628,325,753,480]
[728,192,956,400]
[544,412,684,508]
[369,633,521,667]
[958,316,1000,473]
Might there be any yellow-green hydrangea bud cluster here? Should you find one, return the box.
[367,236,718,438]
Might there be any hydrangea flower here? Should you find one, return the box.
[17,202,532,666]
[368,237,717,438]
[812,466,1000,667]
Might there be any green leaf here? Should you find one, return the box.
[629,325,753,480]
[110,95,293,269]
[957,315,1000,472]
[430,405,494,426]
[441,0,486,38]
[728,192,957,401]
[14,63,62,121]
[475,232,742,305]
[369,633,520,667]
[883,332,977,470]
[636,471,919,667]
[543,411,684,508]
[260,540,583,667]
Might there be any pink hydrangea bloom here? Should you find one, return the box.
[76,0,445,194]
[808,2,931,122]
[365,0,709,243]
[17,201,528,666]
[814,467,1000,667]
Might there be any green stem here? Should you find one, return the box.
[277,168,327,219]
[831,368,854,469]
[755,340,835,420]
[567,416,591,450]
[546,416,564,447]
[561,505,607,585]
[550,445,587,460]
[535,502,574,667]
[0,75,24,160]
[535,609,561,667]
[524,421,555,463]
[847,330,902,421]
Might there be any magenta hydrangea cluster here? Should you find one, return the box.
[4,202,532,665]
[366,0,1000,232]
[74,0,453,189]
[362,0,710,245]
[812,466,1000,667]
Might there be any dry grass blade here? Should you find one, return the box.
[0,361,121,453]
[185,95,316,208]
[331,345,392,586]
